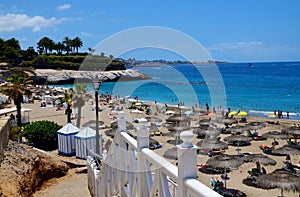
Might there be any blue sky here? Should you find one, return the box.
[1,0,300,62]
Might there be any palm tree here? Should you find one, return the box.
[63,88,73,123]
[73,83,88,127]
[54,42,65,55]
[0,73,32,126]
[37,37,54,54]
[72,37,83,54]
[63,37,72,55]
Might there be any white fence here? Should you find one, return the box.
[87,111,221,197]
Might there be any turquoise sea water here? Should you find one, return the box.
[58,62,300,120]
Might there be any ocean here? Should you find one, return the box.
[58,62,300,120]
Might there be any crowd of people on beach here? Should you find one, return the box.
[274,110,290,119]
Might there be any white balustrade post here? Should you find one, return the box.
[137,125,150,197]
[117,111,126,195]
[118,111,126,132]
[177,130,197,197]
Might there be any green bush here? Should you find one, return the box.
[9,126,22,141]
[23,120,62,151]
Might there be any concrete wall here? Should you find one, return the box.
[0,118,10,162]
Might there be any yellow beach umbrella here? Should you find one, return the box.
[228,111,237,116]
[268,114,276,118]
[238,111,247,116]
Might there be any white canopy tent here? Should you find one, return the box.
[57,123,80,156]
[75,127,102,159]
[0,107,31,124]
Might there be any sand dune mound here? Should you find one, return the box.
[0,141,69,197]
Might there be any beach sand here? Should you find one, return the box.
[24,100,300,197]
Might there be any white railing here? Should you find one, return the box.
[87,111,221,197]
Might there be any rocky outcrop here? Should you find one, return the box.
[32,69,150,84]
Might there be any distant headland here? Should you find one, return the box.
[0,36,228,84]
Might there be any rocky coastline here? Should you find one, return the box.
[32,69,150,84]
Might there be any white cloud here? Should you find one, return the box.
[0,13,66,32]
[208,41,263,51]
[81,32,93,37]
[57,4,71,11]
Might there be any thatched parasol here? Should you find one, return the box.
[272,145,300,156]
[224,134,252,155]
[256,170,300,196]
[282,126,300,135]
[82,120,105,130]
[168,125,190,132]
[262,131,289,140]
[164,125,190,145]
[145,116,163,123]
[166,113,190,123]
[243,154,276,166]
[163,147,178,160]
[216,118,237,125]
[243,153,276,172]
[193,127,220,139]
[262,131,290,149]
[110,120,136,131]
[206,154,244,188]
[105,129,117,138]
[225,125,247,135]
[245,121,266,131]
[224,134,252,143]
[197,140,228,151]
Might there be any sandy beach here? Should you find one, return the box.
[24,98,300,197]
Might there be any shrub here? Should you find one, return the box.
[23,120,62,151]
[9,126,22,141]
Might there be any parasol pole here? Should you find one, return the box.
[237,141,240,156]
[224,168,227,188]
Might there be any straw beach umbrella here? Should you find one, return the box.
[145,116,162,123]
[216,118,237,125]
[82,120,104,130]
[272,145,300,156]
[243,153,276,172]
[243,153,277,166]
[224,134,252,155]
[256,170,300,197]
[262,131,289,149]
[245,121,266,131]
[166,113,190,123]
[197,140,228,151]
[262,131,289,140]
[224,125,247,135]
[194,127,220,138]
[163,147,178,160]
[164,125,190,145]
[206,154,244,188]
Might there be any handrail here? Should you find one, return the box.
[87,111,221,197]
[185,179,222,197]
[142,148,178,181]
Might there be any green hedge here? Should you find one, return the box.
[23,120,62,151]
[22,55,125,70]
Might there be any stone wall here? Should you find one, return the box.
[0,118,10,162]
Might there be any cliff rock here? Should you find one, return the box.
[33,69,150,84]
